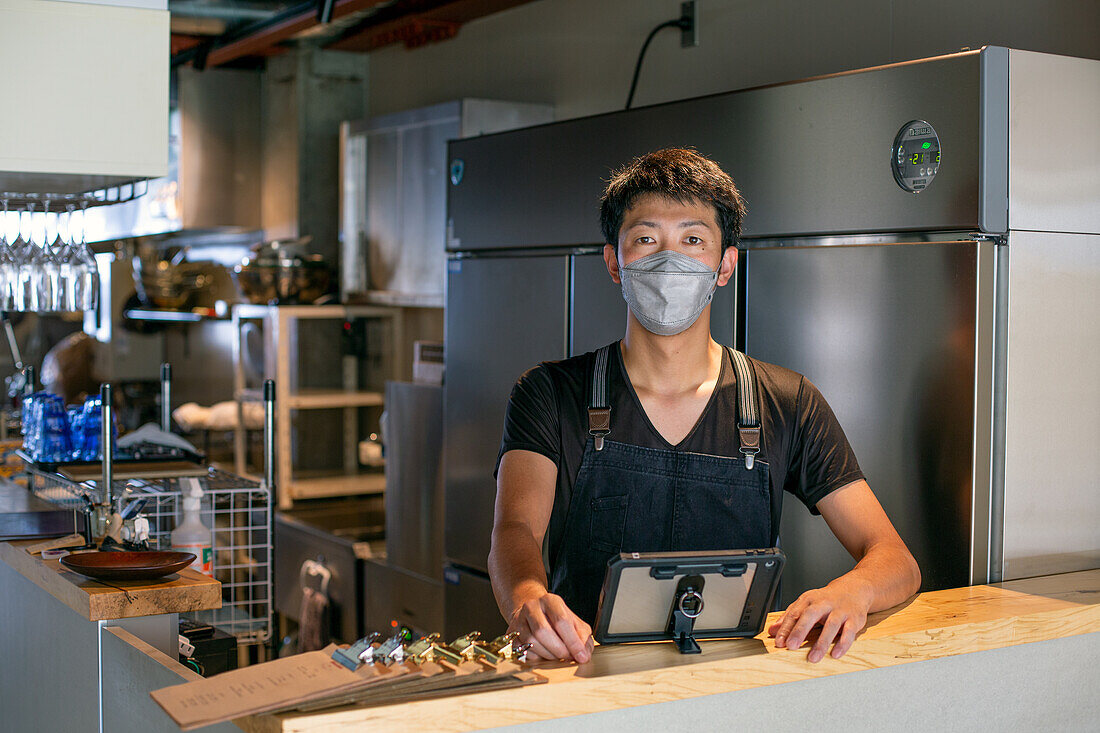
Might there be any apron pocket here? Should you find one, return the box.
[590,495,628,554]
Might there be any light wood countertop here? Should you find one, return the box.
[0,540,221,622]
[239,569,1100,732]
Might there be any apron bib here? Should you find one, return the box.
[549,345,771,625]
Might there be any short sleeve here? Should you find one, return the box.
[783,377,865,514]
[494,365,561,477]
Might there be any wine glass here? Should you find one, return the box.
[0,199,16,311]
[14,204,46,312]
[71,203,98,312]
[58,205,78,312]
[41,200,64,312]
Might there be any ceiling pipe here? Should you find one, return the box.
[171,0,389,68]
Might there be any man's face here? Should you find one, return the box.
[604,193,737,285]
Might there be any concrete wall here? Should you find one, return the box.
[366,0,1100,121]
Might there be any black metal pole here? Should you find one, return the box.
[101,383,114,508]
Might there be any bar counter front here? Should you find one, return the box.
[2,537,1097,732]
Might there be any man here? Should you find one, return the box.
[489,148,920,664]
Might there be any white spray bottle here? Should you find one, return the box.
[171,477,212,576]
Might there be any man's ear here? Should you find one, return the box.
[717,246,738,286]
[604,244,622,285]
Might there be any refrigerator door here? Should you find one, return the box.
[363,559,444,636]
[744,240,983,604]
[444,254,569,572]
[383,381,444,579]
[570,252,737,356]
[443,564,508,640]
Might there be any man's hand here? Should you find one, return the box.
[768,578,872,663]
[509,589,593,663]
[768,480,921,663]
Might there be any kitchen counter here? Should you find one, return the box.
[0,539,229,733]
[0,539,221,621]
[237,569,1100,732]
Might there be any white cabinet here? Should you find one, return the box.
[0,0,169,194]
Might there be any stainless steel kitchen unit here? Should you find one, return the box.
[443,47,1100,621]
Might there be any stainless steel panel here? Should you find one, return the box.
[274,498,385,643]
[978,46,1008,235]
[1001,231,1100,579]
[444,254,568,571]
[1007,51,1100,235]
[443,564,507,640]
[570,252,626,356]
[0,560,99,733]
[383,381,444,579]
[341,100,552,300]
[397,121,451,297]
[448,53,981,250]
[365,127,401,289]
[970,241,998,585]
[745,241,979,603]
[363,559,444,634]
[570,252,735,356]
[101,627,242,733]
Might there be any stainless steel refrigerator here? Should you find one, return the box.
[443,47,1100,626]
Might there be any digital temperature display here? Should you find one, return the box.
[908,151,939,166]
[892,120,941,193]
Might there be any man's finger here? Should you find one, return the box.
[830,617,860,659]
[518,616,560,662]
[772,598,809,645]
[784,604,829,651]
[807,614,843,663]
[572,618,594,662]
[524,604,572,660]
[547,608,588,662]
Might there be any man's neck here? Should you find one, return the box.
[620,310,722,397]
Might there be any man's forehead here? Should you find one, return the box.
[622,194,719,226]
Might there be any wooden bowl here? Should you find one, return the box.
[60,551,197,581]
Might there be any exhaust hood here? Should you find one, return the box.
[84,67,262,244]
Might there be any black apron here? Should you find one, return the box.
[548,344,772,625]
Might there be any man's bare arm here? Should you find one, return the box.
[769,479,921,662]
[489,449,592,662]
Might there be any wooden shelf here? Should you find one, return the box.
[286,389,385,410]
[0,541,221,622]
[288,473,386,500]
[233,304,399,320]
[231,303,404,508]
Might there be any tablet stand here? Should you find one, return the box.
[667,575,705,654]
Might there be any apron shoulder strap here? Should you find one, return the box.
[726,347,763,470]
[587,345,612,451]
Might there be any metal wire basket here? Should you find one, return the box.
[25,464,274,644]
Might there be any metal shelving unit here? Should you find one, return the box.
[231,304,403,509]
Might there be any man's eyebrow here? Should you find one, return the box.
[625,219,712,229]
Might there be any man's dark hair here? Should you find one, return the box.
[599,148,747,251]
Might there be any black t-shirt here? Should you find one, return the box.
[495,343,864,565]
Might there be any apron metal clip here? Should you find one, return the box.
[738,425,761,470]
[588,407,611,451]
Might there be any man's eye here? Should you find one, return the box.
[686,236,703,245]
[637,236,655,244]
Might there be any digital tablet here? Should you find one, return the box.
[592,549,785,653]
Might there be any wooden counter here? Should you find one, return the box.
[239,569,1100,732]
[0,539,221,621]
[0,539,235,733]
